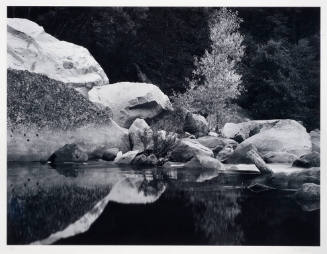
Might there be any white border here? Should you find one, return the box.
[0,1,326,254]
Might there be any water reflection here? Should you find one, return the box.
[186,188,244,245]
[7,162,320,245]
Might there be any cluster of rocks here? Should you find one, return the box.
[8,19,320,202]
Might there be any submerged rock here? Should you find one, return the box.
[88,82,173,128]
[7,18,109,96]
[295,183,320,201]
[169,138,213,162]
[292,152,320,168]
[129,118,154,152]
[183,112,209,137]
[48,144,88,163]
[114,150,139,165]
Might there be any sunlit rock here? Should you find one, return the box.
[89,82,173,128]
[226,119,311,156]
[7,18,109,96]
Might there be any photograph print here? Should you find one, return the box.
[6,5,321,246]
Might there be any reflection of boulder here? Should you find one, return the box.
[251,167,320,190]
[295,183,320,201]
[109,176,166,204]
[51,164,81,178]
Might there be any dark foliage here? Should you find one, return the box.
[7,7,320,130]
[237,8,320,130]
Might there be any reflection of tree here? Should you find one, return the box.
[137,170,166,197]
[186,187,244,245]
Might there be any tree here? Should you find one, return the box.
[173,8,245,128]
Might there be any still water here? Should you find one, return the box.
[7,161,319,245]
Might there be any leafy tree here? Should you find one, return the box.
[173,8,245,128]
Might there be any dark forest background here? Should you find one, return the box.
[7,7,320,130]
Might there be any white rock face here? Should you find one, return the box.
[88,82,173,128]
[7,18,109,96]
[239,120,312,157]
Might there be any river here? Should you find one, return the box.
[7,161,320,245]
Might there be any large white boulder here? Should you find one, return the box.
[88,82,173,128]
[238,119,312,157]
[7,18,109,96]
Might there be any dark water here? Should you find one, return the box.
[7,162,320,246]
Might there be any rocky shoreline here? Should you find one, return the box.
[7,18,320,204]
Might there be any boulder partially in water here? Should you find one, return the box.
[292,152,320,168]
[7,18,109,97]
[169,138,213,162]
[88,82,173,128]
[48,144,88,163]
